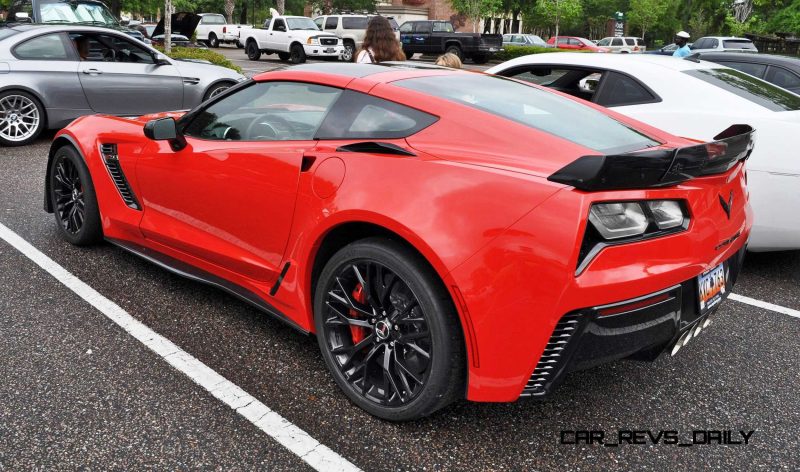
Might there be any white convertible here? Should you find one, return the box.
[488,53,800,251]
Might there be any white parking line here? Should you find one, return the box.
[0,222,361,472]
[730,293,800,319]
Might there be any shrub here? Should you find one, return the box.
[494,45,590,61]
[154,46,243,74]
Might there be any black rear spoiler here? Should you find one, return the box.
[547,124,754,191]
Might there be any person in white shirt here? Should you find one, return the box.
[355,16,406,63]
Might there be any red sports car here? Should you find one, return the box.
[45,63,753,421]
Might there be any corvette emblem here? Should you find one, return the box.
[375,321,391,340]
[719,191,734,219]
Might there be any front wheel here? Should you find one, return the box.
[203,81,234,101]
[289,44,306,64]
[314,238,466,421]
[246,41,261,61]
[49,145,102,246]
[0,90,46,146]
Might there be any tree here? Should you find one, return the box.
[223,0,234,23]
[532,0,583,37]
[309,0,378,15]
[164,0,173,52]
[450,0,503,32]
[276,0,285,15]
[628,0,670,38]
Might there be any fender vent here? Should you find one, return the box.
[100,144,141,211]
[520,312,585,397]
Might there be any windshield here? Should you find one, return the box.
[598,38,611,46]
[685,68,800,112]
[395,74,660,154]
[287,17,319,30]
[40,0,118,25]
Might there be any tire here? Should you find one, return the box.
[278,52,291,61]
[445,44,463,61]
[48,145,102,246]
[246,40,261,61]
[403,48,413,60]
[314,238,466,421]
[0,90,46,147]
[203,81,234,101]
[208,33,219,48]
[342,41,355,62]
[471,54,488,64]
[289,43,306,64]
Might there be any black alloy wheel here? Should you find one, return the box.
[289,43,306,64]
[247,41,261,61]
[315,238,465,421]
[49,146,102,246]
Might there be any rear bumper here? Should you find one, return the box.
[520,246,747,398]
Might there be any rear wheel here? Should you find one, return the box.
[246,40,261,61]
[342,41,355,62]
[315,238,465,421]
[208,33,219,48]
[289,43,306,64]
[0,90,45,146]
[49,146,102,246]
[203,81,234,101]
[403,48,413,60]
[445,44,463,61]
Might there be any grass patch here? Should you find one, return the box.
[155,46,243,74]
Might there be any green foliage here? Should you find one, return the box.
[523,0,583,36]
[628,0,670,37]
[450,0,504,32]
[765,0,800,34]
[154,45,243,73]
[494,45,591,60]
[308,0,379,15]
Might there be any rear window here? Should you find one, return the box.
[395,74,660,154]
[685,68,800,112]
[202,14,226,25]
[342,17,367,29]
[723,39,756,50]
[625,38,635,45]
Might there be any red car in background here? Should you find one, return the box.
[44,64,752,421]
[548,35,610,52]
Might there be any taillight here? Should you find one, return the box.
[633,46,639,51]
[223,26,227,33]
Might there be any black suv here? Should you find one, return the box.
[3,0,145,42]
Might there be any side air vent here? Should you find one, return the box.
[520,312,585,397]
[100,144,141,211]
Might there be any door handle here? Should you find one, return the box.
[83,68,102,75]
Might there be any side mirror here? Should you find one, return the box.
[153,53,171,66]
[143,117,186,151]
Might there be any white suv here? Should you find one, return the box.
[313,14,400,62]
[597,36,646,53]
[690,36,758,53]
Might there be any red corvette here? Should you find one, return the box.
[45,63,753,421]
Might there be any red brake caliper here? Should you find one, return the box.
[350,284,366,344]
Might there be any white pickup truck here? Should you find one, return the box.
[196,13,251,48]
[240,14,344,64]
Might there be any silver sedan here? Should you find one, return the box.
[0,24,245,146]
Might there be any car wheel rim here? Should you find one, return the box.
[291,49,300,62]
[52,156,85,234]
[209,85,228,98]
[0,94,40,142]
[343,45,353,61]
[323,260,432,407]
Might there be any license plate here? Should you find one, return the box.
[489,48,497,52]
[698,262,727,314]
[325,48,335,53]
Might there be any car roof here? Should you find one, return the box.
[3,24,139,35]
[694,52,799,68]
[495,52,717,73]
[697,36,751,40]
[256,62,458,82]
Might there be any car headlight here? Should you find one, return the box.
[307,37,319,45]
[589,202,648,239]
[589,200,688,240]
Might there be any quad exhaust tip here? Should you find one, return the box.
[671,315,711,357]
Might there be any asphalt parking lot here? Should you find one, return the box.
[1,114,799,468]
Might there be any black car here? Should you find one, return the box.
[2,0,145,42]
[691,52,800,94]
[399,20,502,64]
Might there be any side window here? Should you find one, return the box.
[693,39,706,49]
[184,82,343,141]
[568,38,582,46]
[720,61,767,78]
[342,17,367,29]
[766,66,800,89]
[611,38,623,46]
[557,38,569,46]
[14,34,69,60]
[325,17,338,30]
[433,22,453,32]
[710,38,719,48]
[315,90,438,140]
[313,17,324,29]
[71,33,154,63]
[598,38,611,46]
[624,38,635,45]
[399,22,413,33]
[506,67,570,86]
[273,19,286,32]
[596,72,657,107]
[414,22,432,33]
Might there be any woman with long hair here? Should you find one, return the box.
[356,16,406,63]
